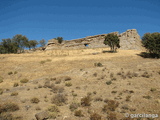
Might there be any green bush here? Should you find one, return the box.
[30,97,40,104]
[20,78,29,83]
[142,32,160,58]
[8,72,13,75]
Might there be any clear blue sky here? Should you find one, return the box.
[0,0,159,42]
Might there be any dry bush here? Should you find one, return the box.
[110,72,114,78]
[0,89,3,95]
[20,78,29,83]
[150,88,156,92]
[65,82,72,87]
[8,71,13,75]
[141,71,151,78]
[94,97,103,102]
[69,102,80,111]
[43,80,51,88]
[102,100,119,111]
[126,71,133,78]
[126,95,131,101]
[50,84,64,93]
[107,112,117,120]
[94,62,103,67]
[90,113,102,120]
[55,79,61,84]
[81,96,91,107]
[74,110,83,117]
[93,72,98,77]
[13,82,19,87]
[0,102,19,113]
[11,92,18,96]
[51,93,67,106]
[30,97,40,104]
[48,105,59,112]
[0,76,3,83]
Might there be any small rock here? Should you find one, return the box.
[35,111,49,120]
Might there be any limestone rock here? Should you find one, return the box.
[45,29,144,50]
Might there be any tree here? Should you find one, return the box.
[0,38,18,53]
[12,34,29,53]
[28,40,38,49]
[55,37,63,44]
[142,32,160,57]
[104,33,120,52]
[39,39,46,47]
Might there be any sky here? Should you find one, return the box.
[0,0,160,42]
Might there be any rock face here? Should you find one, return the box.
[45,29,143,50]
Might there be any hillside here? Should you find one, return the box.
[0,48,160,120]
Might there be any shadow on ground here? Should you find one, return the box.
[102,50,118,53]
[137,52,160,59]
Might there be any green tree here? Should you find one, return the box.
[0,38,18,53]
[55,37,63,44]
[142,32,160,57]
[39,39,46,47]
[104,33,120,52]
[28,40,38,49]
[12,34,29,52]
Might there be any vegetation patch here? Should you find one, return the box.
[20,78,29,83]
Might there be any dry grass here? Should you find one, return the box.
[0,48,160,120]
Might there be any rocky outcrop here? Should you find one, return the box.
[45,29,144,50]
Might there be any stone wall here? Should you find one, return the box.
[45,29,144,50]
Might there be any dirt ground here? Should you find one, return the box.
[0,48,160,120]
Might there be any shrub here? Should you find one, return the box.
[35,106,41,111]
[11,92,18,96]
[13,82,19,87]
[30,97,40,104]
[81,96,91,107]
[143,95,152,99]
[0,103,19,113]
[0,76,3,83]
[40,60,46,64]
[0,89,3,95]
[90,113,102,120]
[107,112,117,120]
[74,110,83,117]
[106,81,112,85]
[14,71,18,74]
[8,72,13,75]
[69,102,80,111]
[94,62,103,67]
[102,100,119,111]
[50,85,64,93]
[94,97,103,102]
[20,78,29,83]
[55,79,61,84]
[43,80,51,88]
[48,105,59,112]
[110,73,114,78]
[51,93,67,106]
[65,82,72,87]
[150,88,156,92]
[126,95,131,101]
[142,32,160,58]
